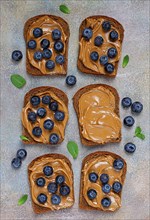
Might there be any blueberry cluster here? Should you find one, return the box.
[28,94,65,144]
[11,149,27,169]
[87,158,124,208]
[27,28,65,70]
[36,166,70,205]
[82,21,119,74]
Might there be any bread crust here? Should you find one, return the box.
[22,86,68,144]
[24,14,70,76]
[28,153,74,214]
[73,84,121,146]
[79,151,127,211]
[78,15,124,77]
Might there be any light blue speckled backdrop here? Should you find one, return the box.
[0,0,149,219]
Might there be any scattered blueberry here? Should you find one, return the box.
[94,36,103,46]
[12,50,23,61]
[33,28,43,38]
[52,29,61,40]
[46,60,55,70]
[101,197,111,208]
[27,40,37,49]
[82,28,93,40]
[43,166,53,176]
[112,181,122,193]
[51,194,61,205]
[102,184,111,194]
[49,101,58,111]
[28,111,37,122]
[30,96,40,106]
[90,51,99,61]
[124,116,135,127]
[16,149,27,160]
[113,159,124,170]
[34,51,42,61]
[56,175,65,185]
[32,127,42,137]
[121,97,132,108]
[42,49,52,59]
[105,63,114,73]
[99,55,108,65]
[87,189,97,200]
[42,95,51,104]
[54,111,65,121]
[107,47,117,58]
[47,182,58,194]
[109,30,118,41]
[49,133,59,144]
[36,177,45,187]
[55,55,65,64]
[60,185,70,196]
[102,21,111,32]
[54,41,64,52]
[66,75,76,86]
[100,173,109,184]
[37,107,46,118]
[11,157,22,169]
[131,102,143,113]
[124,142,136,153]
[37,193,47,204]
[43,119,54,130]
[89,172,98,183]
[40,39,50,49]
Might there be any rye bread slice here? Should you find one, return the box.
[78,15,124,77]
[22,86,68,144]
[24,14,70,76]
[28,153,74,214]
[73,84,121,146]
[79,151,127,211]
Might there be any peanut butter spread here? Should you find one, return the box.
[82,155,124,211]
[78,86,121,144]
[29,156,74,210]
[79,17,122,76]
[26,15,68,74]
[22,91,68,143]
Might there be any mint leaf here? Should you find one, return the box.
[122,55,129,68]
[59,4,70,14]
[11,74,26,89]
[136,133,145,140]
[18,194,28,206]
[67,141,78,159]
[20,135,29,141]
[134,126,145,140]
[135,126,142,135]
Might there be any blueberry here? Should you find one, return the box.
[12,50,23,61]
[102,184,111,194]
[47,182,58,194]
[52,29,61,40]
[54,41,64,52]
[28,111,37,122]
[107,47,117,58]
[37,107,46,118]
[37,193,47,204]
[43,119,54,130]
[56,175,65,185]
[40,39,50,49]
[82,28,93,40]
[33,28,43,38]
[36,177,45,187]
[121,97,132,108]
[49,133,59,144]
[124,142,136,153]
[131,102,143,113]
[42,95,51,104]
[105,63,114,73]
[46,60,55,70]
[123,116,135,127]
[60,185,70,196]
[101,197,111,207]
[30,96,40,106]
[27,40,37,49]
[100,55,108,65]
[100,173,109,184]
[51,194,61,205]
[16,149,27,160]
[43,166,53,176]
[55,55,65,64]
[90,51,99,61]
[49,101,58,111]
[54,111,65,121]
[113,159,124,170]
[34,51,42,61]
[109,30,118,41]
[42,49,52,59]
[89,172,98,183]
[94,36,103,46]
[112,181,122,193]
[87,189,97,200]
[102,21,111,32]
[11,158,22,169]
[32,127,42,137]
[66,75,76,86]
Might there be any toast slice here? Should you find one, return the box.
[24,14,70,76]
[79,151,127,212]
[21,86,69,144]
[28,154,74,214]
[73,84,121,146]
[78,16,124,77]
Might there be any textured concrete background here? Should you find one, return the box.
[0,0,150,219]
